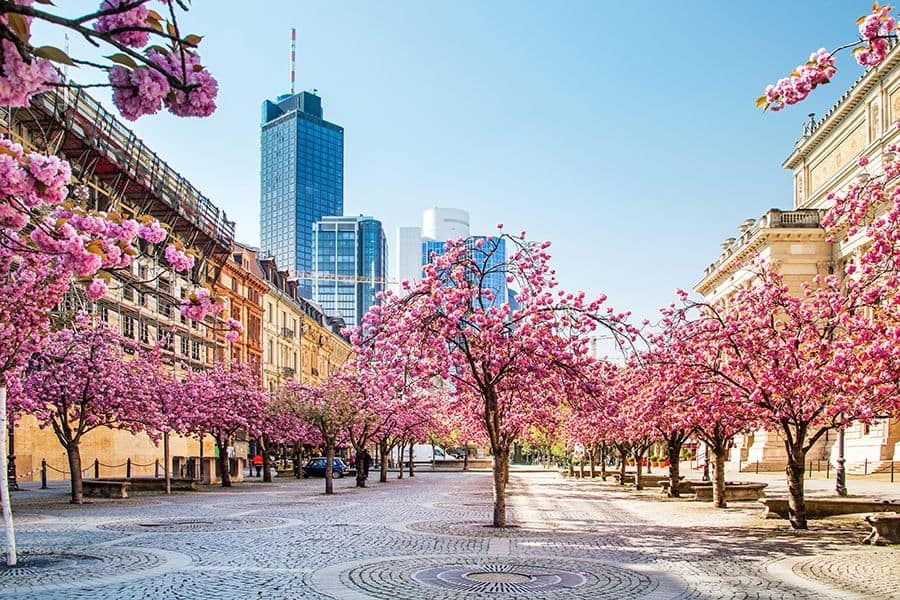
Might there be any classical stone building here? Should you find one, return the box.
[4,87,244,484]
[696,48,900,473]
[257,253,353,393]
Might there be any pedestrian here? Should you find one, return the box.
[252,453,263,477]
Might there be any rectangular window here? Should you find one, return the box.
[122,315,135,339]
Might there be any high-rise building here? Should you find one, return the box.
[395,226,424,288]
[312,216,387,327]
[422,207,470,241]
[260,90,344,298]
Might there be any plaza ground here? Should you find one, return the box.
[0,467,897,599]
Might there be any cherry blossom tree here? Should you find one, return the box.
[357,231,629,527]
[271,379,356,495]
[181,361,265,488]
[18,314,152,504]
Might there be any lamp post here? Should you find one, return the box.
[835,427,847,497]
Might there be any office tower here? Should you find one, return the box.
[312,216,387,327]
[260,90,343,298]
[422,207,470,241]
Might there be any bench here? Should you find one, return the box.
[659,479,695,495]
[863,512,900,545]
[83,479,132,498]
[613,473,672,487]
[760,497,900,519]
[693,482,767,502]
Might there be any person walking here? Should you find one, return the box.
[252,453,263,477]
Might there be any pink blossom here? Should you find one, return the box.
[84,277,109,300]
[109,65,170,121]
[164,244,195,272]
[0,39,58,107]
[93,0,152,48]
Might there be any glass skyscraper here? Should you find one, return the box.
[260,91,343,298]
[421,236,509,308]
[312,216,387,327]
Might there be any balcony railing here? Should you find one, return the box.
[281,327,295,338]
[702,209,824,279]
[282,367,296,378]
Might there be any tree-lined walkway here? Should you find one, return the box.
[1,471,896,598]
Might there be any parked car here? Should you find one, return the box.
[301,457,349,478]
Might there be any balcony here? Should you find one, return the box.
[281,367,296,378]
[702,209,824,280]
[281,327,295,339]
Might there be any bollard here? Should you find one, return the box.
[126,458,132,479]
[756,461,759,475]
[155,459,160,478]
[826,460,830,479]
[41,458,47,489]
[94,458,99,479]
[891,460,894,483]
[864,458,868,475]
[738,458,742,473]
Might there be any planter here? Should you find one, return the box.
[692,481,767,502]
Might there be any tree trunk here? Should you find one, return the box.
[397,440,404,480]
[0,386,18,565]
[261,436,273,483]
[600,444,607,480]
[463,443,469,471]
[502,451,510,484]
[618,446,627,485]
[633,448,644,490]
[355,447,366,488]
[666,437,684,498]
[379,440,389,483]
[216,437,232,487]
[324,442,335,495]
[163,431,171,495]
[492,447,509,527]
[712,444,727,508]
[408,442,415,477]
[589,445,596,478]
[785,444,808,529]
[579,454,585,479]
[67,443,84,503]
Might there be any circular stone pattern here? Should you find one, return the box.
[415,562,586,594]
[340,556,657,599]
[0,548,162,592]
[98,515,289,533]
[406,520,572,538]
[790,550,900,598]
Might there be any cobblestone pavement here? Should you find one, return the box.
[1,470,897,598]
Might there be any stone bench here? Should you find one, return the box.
[659,479,695,495]
[693,482,767,502]
[613,473,672,487]
[760,497,900,520]
[863,512,900,545]
[83,479,132,498]
[91,477,199,493]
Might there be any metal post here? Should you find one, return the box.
[864,458,868,475]
[891,460,894,483]
[126,458,132,479]
[40,459,47,489]
[836,428,847,496]
[199,434,204,483]
[826,459,830,479]
[6,424,18,491]
[93,458,99,479]
[154,459,160,478]
[702,443,710,482]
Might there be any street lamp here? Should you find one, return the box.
[835,426,847,496]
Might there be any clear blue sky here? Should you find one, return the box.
[37,1,869,323]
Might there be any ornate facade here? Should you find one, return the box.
[695,47,900,473]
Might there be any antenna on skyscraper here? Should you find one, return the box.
[290,27,297,95]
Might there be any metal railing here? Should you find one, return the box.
[31,88,235,248]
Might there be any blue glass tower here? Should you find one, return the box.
[421,236,508,308]
[260,91,343,298]
[312,216,387,327]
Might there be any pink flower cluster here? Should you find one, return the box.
[109,49,218,120]
[137,219,167,244]
[0,139,72,230]
[109,64,170,121]
[93,0,152,48]
[164,244,195,272]
[151,49,218,117]
[180,287,223,321]
[224,318,243,342]
[761,49,836,112]
[85,277,109,300]
[855,4,896,67]
[0,7,58,107]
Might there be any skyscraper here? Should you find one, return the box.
[312,216,387,327]
[260,90,343,298]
